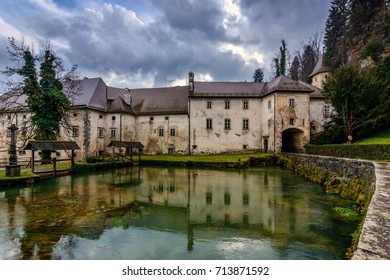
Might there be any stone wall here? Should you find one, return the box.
[282,153,376,191]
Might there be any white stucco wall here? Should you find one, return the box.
[136,114,189,154]
[189,98,262,154]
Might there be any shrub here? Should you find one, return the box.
[305,144,390,160]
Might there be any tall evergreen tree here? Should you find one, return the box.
[279,39,287,76]
[323,0,350,69]
[253,68,264,82]
[273,39,287,78]
[35,49,70,140]
[301,45,317,83]
[1,38,78,150]
[289,56,300,81]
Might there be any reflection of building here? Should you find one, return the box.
[0,73,330,161]
[0,167,338,259]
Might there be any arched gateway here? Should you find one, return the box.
[281,128,305,153]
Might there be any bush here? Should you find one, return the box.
[305,144,390,160]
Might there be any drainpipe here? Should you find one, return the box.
[273,93,276,153]
[188,98,191,155]
[120,114,123,141]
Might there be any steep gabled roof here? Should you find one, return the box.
[309,55,331,77]
[261,75,314,96]
[71,78,107,111]
[192,82,264,97]
[130,86,188,115]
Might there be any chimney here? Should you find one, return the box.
[188,71,194,93]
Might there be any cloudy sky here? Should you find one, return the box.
[0,0,330,91]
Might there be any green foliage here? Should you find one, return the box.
[253,68,264,82]
[361,41,385,62]
[33,50,70,140]
[289,56,300,81]
[354,130,390,144]
[333,207,361,221]
[322,57,390,141]
[311,121,346,144]
[323,0,349,69]
[279,39,287,76]
[301,45,317,83]
[305,144,390,160]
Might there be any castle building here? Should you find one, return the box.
[0,73,330,161]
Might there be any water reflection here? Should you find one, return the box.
[0,167,357,260]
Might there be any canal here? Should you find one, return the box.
[0,166,358,260]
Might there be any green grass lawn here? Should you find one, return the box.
[354,130,390,145]
[141,152,271,163]
[0,171,35,179]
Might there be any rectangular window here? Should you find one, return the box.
[98,128,104,138]
[324,105,330,117]
[224,193,231,205]
[206,192,213,204]
[6,128,11,137]
[99,114,103,119]
[268,100,271,109]
[206,118,213,130]
[289,118,294,125]
[112,116,116,121]
[243,118,249,130]
[243,193,249,205]
[170,128,176,137]
[224,118,231,130]
[225,100,230,109]
[207,101,212,109]
[289,98,295,107]
[268,119,272,127]
[110,129,116,139]
[72,126,79,137]
[168,147,174,154]
[158,128,164,137]
[243,100,249,109]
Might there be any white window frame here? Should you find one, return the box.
[224,118,231,130]
[206,118,213,130]
[289,98,295,107]
[72,126,79,137]
[243,118,249,130]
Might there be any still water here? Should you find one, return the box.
[0,167,358,260]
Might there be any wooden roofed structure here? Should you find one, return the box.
[107,141,144,163]
[23,140,80,174]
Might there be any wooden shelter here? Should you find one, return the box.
[23,140,80,173]
[107,141,143,163]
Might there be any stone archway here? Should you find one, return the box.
[282,128,305,153]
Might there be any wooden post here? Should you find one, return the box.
[138,148,141,162]
[53,157,57,177]
[31,151,35,173]
[71,150,75,166]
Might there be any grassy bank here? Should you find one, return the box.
[140,153,275,168]
[307,130,390,161]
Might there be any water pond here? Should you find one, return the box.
[0,167,359,260]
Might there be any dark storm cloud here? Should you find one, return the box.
[240,0,330,53]
[0,0,331,91]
